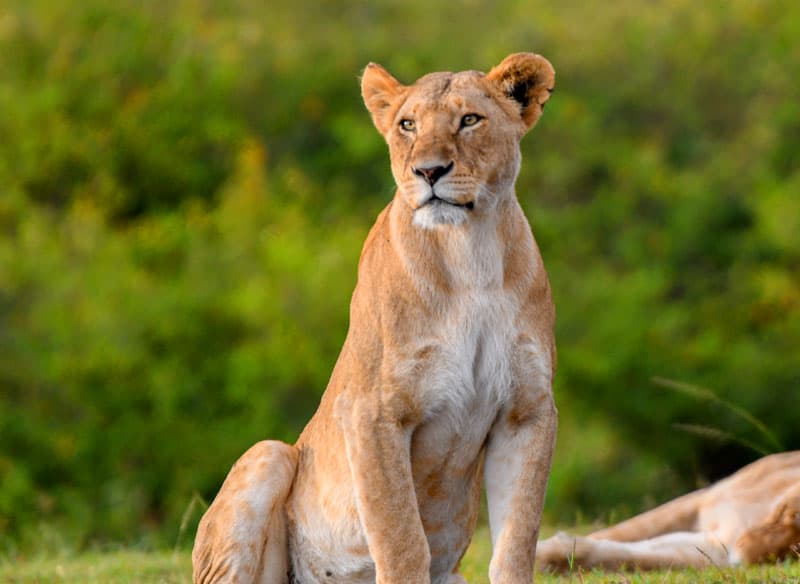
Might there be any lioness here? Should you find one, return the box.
[192,53,557,584]
[537,451,800,572]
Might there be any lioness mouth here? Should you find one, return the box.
[425,195,475,210]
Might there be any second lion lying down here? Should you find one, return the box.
[537,451,800,571]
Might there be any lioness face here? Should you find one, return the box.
[362,54,555,229]
[389,72,523,229]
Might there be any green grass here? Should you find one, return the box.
[0,551,191,583]
[3,528,799,583]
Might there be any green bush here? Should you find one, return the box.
[0,0,798,553]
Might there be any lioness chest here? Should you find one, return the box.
[409,286,518,456]
[408,287,520,576]
[401,223,521,483]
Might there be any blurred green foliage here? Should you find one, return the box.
[0,0,798,555]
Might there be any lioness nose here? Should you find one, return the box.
[413,162,454,186]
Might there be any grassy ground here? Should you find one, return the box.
[0,550,190,583]
[3,527,799,583]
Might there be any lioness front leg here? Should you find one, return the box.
[484,389,557,584]
[336,392,431,584]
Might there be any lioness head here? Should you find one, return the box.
[361,53,554,229]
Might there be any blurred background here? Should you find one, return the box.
[1,0,798,557]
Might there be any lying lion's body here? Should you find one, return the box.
[537,451,800,572]
[193,53,558,584]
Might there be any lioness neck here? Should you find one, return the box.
[388,191,530,294]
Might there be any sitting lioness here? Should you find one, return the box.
[537,451,800,572]
[192,53,558,584]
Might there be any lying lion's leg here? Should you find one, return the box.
[537,530,731,572]
[193,440,298,584]
[588,489,706,542]
[734,483,800,564]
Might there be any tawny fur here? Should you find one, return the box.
[536,451,800,572]
[192,53,558,584]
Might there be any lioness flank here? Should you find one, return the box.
[537,451,800,572]
[193,52,558,584]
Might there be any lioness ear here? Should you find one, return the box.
[361,63,405,136]
[486,53,555,130]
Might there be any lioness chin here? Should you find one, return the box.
[193,53,558,584]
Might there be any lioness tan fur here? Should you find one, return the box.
[192,53,558,584]
[536,451,800,572]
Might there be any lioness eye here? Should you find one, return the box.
[399,119,416,131]
[460,114,482,128]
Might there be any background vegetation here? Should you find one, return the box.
[1,0,798,558]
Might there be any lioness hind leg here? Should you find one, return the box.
[193,440,299,584]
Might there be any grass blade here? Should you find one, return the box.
[653,377,784,453]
